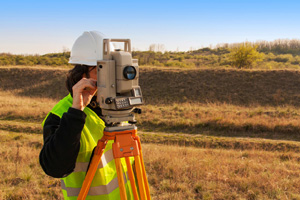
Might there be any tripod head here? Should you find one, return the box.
[96,39,143,125]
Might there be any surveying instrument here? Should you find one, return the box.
[78,39,151,200]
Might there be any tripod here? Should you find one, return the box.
[78,125,151,200]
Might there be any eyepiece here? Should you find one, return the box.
[123,66,136,80]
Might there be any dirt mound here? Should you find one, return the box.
[0,67,68,99]
[140,68,300,106]
[1,66,300,106]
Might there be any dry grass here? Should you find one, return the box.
[2,66,300,199]
[0,130,62,200]
[139,132,300,153]
[0,90,56,122]
[2,90,300,148]
[2,86,300,141]
[1,130,300,200]
[137,102,300,140]
[144,143,300,200]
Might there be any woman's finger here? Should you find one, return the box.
[74,79,97,92]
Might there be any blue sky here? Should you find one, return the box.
[0,0,299,54]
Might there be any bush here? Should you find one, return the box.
[0,52,70,66]
[164,61,195,68]
[229,43,264,69]
[273,54,293,63]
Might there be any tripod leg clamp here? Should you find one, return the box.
[113,134,140,158]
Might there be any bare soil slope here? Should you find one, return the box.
[0,67,68,99]
[141,67,300,106]
[1,66,300,106]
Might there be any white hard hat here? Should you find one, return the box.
[69,31,113,66]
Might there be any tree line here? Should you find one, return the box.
[0,52,70,66]
[1,39,300,69]
[217,39,300,55]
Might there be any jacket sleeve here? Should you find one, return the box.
[39,107,86,178]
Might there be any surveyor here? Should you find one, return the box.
[39,31,134,199]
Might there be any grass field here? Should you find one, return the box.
[1,66,300,199]
[1,130,300,200]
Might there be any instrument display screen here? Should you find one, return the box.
[134,88,141,97]
[129,97,142,105]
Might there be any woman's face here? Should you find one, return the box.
[88,66,97,80]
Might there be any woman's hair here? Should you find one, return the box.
[65,65,92,96]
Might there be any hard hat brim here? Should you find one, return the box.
[68,60,97,66]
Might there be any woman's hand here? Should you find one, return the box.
[71,78,97,111]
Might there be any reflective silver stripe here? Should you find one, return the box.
[73,149,114,173]
[61,173,128,197]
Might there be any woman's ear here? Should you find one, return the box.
[83,70,89,78]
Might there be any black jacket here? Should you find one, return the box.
[39,99,102,178]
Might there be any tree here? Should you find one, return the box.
[229,42,264,69]
[148,44,165,52]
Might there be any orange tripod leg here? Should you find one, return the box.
[125,157,139,200]
[78,139,107,200]
[139,151,151,199]
[136,137,151,199]
[134,155,147,200]
[115,158,127,200]
[79,127,151,200]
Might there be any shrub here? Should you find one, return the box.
[229,43,264,69]
[273,54,293,63]
[164,61,195,68]
[0,53,70,66]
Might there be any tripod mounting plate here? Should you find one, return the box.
[104,124,136,132]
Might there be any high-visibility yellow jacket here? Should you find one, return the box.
[43,94,134,200]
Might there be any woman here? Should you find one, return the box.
[39,31,134,200]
